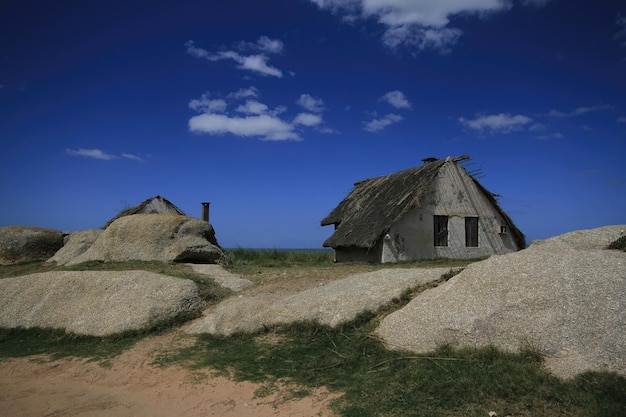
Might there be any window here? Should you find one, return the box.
[465,217,479,247]
[434,215,448,246]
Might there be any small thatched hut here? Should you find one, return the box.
[321,156,525,263]
[103,195,186,228]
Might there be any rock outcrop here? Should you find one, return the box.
[0,226,65,265]
[375,225,626,379]
[0,270,205,336]
[184,264,253,291]
[66,214,224,265]
[186,267,450,336]
[46,229,103,265]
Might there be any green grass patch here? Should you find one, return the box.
[608,236,626,251]
[0,327,139,362]
[158,319,626,417]
[0,260,56,279]
[223,248,334,268]
[223,248,482,278]
[0,310,200,362]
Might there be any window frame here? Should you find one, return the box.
[433,215,449,247]
[465,216,479,247]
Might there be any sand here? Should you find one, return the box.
[0,330,339,417]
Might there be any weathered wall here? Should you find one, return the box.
[382,161,519,262]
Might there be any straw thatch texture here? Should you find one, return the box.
[103,195,186,228]
[321,159,445,249]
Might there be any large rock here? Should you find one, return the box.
[0,226,65,265]
[375,225,626,379]
[66,214,224,265]
[0,270,206,336]
[186,267,450,336]
[185,264,253,291]
[46,229,103,265]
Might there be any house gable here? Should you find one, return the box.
[321,158,445,249]
[321,156,525,263]
[381,161,523,262]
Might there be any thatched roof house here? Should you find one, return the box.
[103,195,186,228]
[321,156,525,263]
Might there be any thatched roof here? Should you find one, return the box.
[321,156,525,250]
[103,195,186,228]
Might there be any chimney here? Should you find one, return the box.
[201,202,210,222]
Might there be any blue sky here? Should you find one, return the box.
[1,0,625,248]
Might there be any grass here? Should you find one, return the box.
[223,248,481,287]
[2,252,625,416]
[223,247,335,267]
[157,317,626,417]
[608,236,626,251]
[0,327,139,361]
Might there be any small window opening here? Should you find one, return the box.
[465,217,479,247]
[434,215,448,247]
[500,225,508,234]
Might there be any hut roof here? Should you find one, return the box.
[103,195,186,228]
[320,156,525,250]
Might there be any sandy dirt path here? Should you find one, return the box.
[0,330,339,417]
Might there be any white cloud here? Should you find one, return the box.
[459,113,533,133]
[66,148,144,161]
[360,0,510,27]
[548,105,610,118]
[383,25,462,53]
[185,38,284,78]
[309,0,514,53]
[255,36,284,54]
[65,148,117,160]
[380,90,411,109]
[188,89,334,141]
[236,54,283,78]
[237,36,284,54]
[206,50,283,78]
[227,87,259,99]
[236,100,269,115]
[293,113,323,126]
[297,94,326,113]
[122,153,144,161]
[188,93,227,113]
[617,116,626,124]
[189,113,301,141]
[537,132,564,140]
[364,113,403,132]
[185,40,211,59]
[529,123,547,131]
